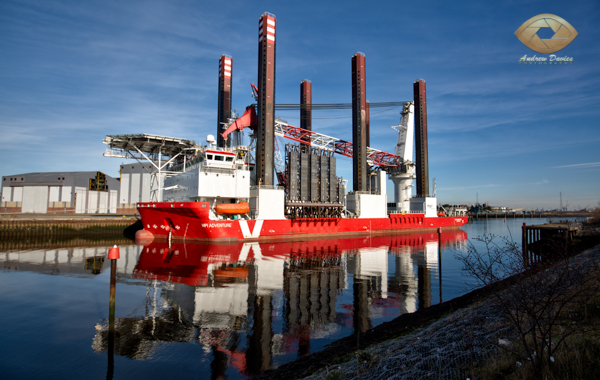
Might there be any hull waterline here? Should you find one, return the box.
[137,202,468,242]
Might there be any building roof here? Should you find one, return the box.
[2,171,119,189]
[3,171,112,179]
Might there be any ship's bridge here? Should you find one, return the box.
[204,149,237,169]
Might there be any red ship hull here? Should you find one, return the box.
[137,202,467,242]
[132,230,468,286]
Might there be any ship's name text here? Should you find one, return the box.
[202,223,232,228]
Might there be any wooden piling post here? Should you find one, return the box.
[522,222,528,266]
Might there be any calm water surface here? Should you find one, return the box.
[0,218,581,379]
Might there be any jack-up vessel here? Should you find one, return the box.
[103,13,467,242]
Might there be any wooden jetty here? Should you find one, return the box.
[470,211,590,220]
[522,222,579,266]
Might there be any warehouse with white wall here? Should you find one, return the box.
[117,162,152,214]
[1,171,119,214]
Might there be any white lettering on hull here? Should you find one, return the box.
[239,220,263,239]
[201,223,232,228]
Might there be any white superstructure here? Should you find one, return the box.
[163,149,251,202]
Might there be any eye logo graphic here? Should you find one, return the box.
[515,14,578,53]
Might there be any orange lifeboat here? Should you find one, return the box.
[215,202,250,215]
[214,266,249,280]
[437,212,446,217]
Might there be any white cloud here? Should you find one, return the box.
[554,162,600,169]
[530,179,549,185]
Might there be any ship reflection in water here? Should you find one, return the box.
[91,230,467,377]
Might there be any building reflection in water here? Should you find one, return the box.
[1,245,142,276]
[0,231,467,377]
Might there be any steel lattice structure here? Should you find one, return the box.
[273,118,404,168]
[102,133,200,201]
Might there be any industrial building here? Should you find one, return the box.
[117,162,152,214]
[1,171,119,214]
[1,162,154,215]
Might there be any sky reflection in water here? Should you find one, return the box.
[1,218,566,379]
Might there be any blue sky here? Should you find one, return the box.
[1,0,598,210]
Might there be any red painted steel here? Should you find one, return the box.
[352,53,368,191]
[300,80,312,135]
[217,55,232,147]
[205,150,236,156]
[366,101,370,147]
[219,109,402,168]
[414,79,429,196]
[137,202,468,242]
[275,123,400,167]
[220,106,257,139]
[257,13,277,186]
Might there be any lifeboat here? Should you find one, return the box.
[214,266,249,280]
[215,202,250,215]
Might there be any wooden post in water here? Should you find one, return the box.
[522,223,528,266]
[438,227,442,303]
[107,245,120,380]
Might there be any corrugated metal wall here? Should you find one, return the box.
[22,186,48,213]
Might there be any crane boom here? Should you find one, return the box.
[391,101,414,162]
[220,101,410,168]
[220,105,257,139]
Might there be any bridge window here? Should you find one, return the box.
[225,157,234,162]
[207,154,213,160]
[215,155,224,161]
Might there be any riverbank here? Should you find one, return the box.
[468,211,592,220]
[257,229,600,380]
[0,214,140,239]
